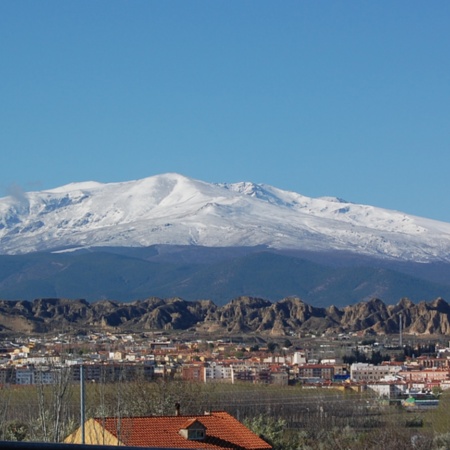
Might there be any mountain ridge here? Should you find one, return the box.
[1,295,450,336]
[2,173,450,262]
[3,174,450,306]
[2,248,450,306]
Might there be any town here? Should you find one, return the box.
[2,329,450,448]
[1,330,449,399]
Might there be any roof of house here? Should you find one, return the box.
[94,411,272,450]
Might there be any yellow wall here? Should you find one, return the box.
[64,418,122,446]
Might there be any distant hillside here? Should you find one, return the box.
[1,296,450,336]
[2,248,450,307]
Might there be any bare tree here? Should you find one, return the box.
[34,365,75,442]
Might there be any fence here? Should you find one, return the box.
[0,363,411,444]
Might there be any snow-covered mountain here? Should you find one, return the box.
[1,173,450,262]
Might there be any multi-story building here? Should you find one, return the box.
[0,366,15,384]
[182,363,205,382]
[15,366,35,385]
[296,364,334,381]
[71,362,155,383]
[350,363,402,382]
[34,367,58,384]
[204,363,233,383]
[398,368,450,383]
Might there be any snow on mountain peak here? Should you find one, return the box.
[220,181,288,206]
[318,196,348,204]
[48,180,105,193]
[1,173,450,262]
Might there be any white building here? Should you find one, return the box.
[204,363,234,383]
[350,363,402,382]
[26,356,61,365]
[367,381,407,398]
[293,351,307,365]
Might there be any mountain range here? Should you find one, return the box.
[1,173,450,306]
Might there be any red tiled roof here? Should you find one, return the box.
[94,411,272,450]
[180,418,204,429]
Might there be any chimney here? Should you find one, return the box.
[175,402,181,416]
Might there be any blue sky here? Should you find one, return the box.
[1,1,450,221]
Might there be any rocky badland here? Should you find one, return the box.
[1,296,450,336]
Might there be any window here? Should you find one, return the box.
[188,429,205,440]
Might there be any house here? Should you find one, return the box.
[64,410,272,450]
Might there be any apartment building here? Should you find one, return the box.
[350,363,402,382]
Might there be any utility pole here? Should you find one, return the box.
[80,364,85,444]
[399,313,403,349]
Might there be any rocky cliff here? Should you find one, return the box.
[1,296,450,336]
